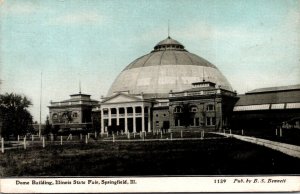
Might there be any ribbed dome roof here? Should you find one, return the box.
[107,37,233,98]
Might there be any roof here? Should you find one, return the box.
[50,92,99,106]
[70,93,91,97]
[246,84,300,94]
[101,92,143,103]
[123,50,217,71]
[236,90,300,106]
[154,36,185,50]
[107,36,233,97]
[182,86,217,92]
[60,99,99,103]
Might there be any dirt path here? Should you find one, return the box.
[211,132,300,159]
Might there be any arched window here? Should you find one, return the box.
[189,105,197,112]
[52,113,58,120]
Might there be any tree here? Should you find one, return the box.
[0,93,33,138]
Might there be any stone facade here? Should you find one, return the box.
[169,81,237,132]
[152,106,170,132]
[48,93,99,131]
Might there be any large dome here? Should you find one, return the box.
[107,36,233,98]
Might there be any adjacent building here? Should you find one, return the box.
[232,84,300,129]
[169,81,238,132]
[48,93,99,132]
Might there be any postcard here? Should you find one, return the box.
[0,0,299,193]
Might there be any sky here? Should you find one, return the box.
[0,0,299,123]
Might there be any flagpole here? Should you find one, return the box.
[39,72,42,137]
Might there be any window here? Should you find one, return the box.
[206,117,216,126]
[135,106,142,113]
[206,104,215,111]
[174,106,183,113]
[190,118,195,126]
[163,114,166,117]
[52,113,58,119]
[111,108,117,114]
[156,121,159,127]
[195,118,200,126]
[127,107,133,113]
[72,112,78,118]
[156,114,159,117]
[233,104,270,111]
[190,106,197,112]
[103,109,108,115]
[175,119,181,126]
[119,108,125,114]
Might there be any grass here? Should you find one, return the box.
[1,137,300,177]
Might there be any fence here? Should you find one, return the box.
[0,130,226,153]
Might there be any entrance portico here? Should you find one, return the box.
[100,92,152,133]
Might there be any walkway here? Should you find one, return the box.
[211,132,300,159]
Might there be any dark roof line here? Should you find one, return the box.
[70,93,91,96]
[247,84,300,94]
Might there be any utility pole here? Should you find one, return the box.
[39,72,43,137]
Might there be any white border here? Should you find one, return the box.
[1,176,300,193]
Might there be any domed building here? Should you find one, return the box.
[98,36,237,133]
[48,37,300,135]
[107,36,233,98]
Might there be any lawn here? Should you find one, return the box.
[0,137,300,176]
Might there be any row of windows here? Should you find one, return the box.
[52,112,78,120]
[103,107,149,115]
[234,103,300,111]
[174,104,215,113]
[174,117,216,126]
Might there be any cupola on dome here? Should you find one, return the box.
[107,36,233,98]
[153,36,185,51]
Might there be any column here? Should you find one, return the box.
[116,107,120,126]
[141,106,145,132]
[101,109,104,134]
[125,107,128,133]
[147,107,151,132]
[108,108,112,126]
[133,106,136,133]
[219,102,223,131]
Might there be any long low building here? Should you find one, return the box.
[232,85,300,129]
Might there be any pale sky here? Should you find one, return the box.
[0,0,299,123]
